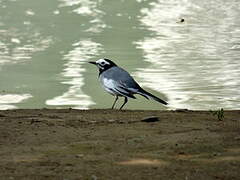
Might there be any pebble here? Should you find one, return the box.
[141,116,159,123]
[108,119,116,123]
[234,136,240,140]
[175,109,189,112]
[91,175,98,180]
[75,154,84,158]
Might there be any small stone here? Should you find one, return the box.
[213,153,221,156]
[141,116,159,123]
[108,119,115,123]
[0,114,6,117]
[178,151,185,155]
[75,154,84,158]
[175,109,189,112]
[91,175,98,180]
[234,136,240,140]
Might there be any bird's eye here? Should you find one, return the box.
[100,62,105,65]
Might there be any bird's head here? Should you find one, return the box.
[89,58,117,73]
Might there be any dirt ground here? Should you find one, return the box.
[0,109,240,180]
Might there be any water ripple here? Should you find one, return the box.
[59,0,106,33]
[46,39,103,109]
[135,0,240,110]
[0,30,52,66]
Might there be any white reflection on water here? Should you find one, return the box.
[0,2,52,109]
[0,30,51,109]
[0,30,52,66]
[59,0,106,33]
[46,39,103,109]
[59,0,101,15]
[0,93,32,110]
[25,9,35,16]
[135,0,240,110]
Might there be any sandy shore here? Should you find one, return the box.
[0,109,240,180]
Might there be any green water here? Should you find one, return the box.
[0,0,240,110]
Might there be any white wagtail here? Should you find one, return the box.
[89,58,168,110]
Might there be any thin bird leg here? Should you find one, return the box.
[119,97,128,110]
[111,96,119,109]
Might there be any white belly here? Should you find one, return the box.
[100,78,121,96]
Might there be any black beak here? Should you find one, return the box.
[88,61,97,65]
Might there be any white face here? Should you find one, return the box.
[96,59,110,69]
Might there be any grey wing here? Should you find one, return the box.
[102,67,141,98]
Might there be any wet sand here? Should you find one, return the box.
[0,109,240,180]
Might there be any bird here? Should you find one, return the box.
[89,58,168,110]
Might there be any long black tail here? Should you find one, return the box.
[138,88,168,105]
